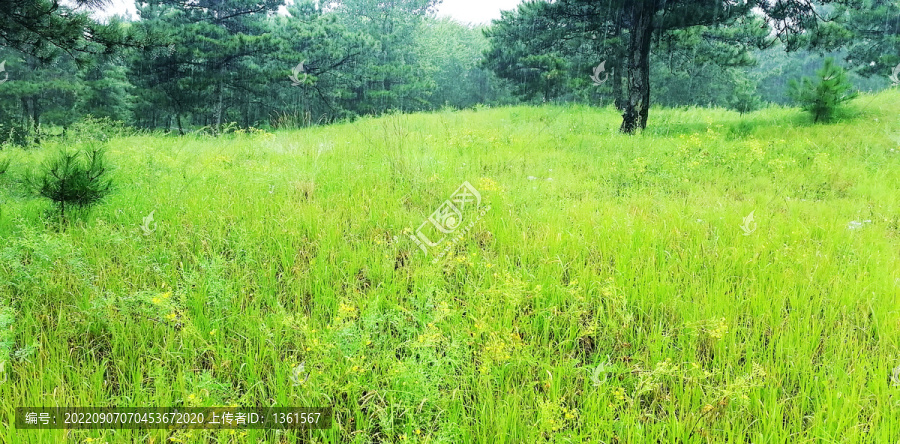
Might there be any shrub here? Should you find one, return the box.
[788,58,858,123]
[26,146,113,220]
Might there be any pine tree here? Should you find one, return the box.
[831,0,900,80]
[485,0,853,134]
[26,146,113,221]
[324,0,442,114]
[0,0,142,64]
[131,0,284,135]
[268,1,373,126]
[727,71,762,115]
[0,50,84,145]
[788,58,858,123]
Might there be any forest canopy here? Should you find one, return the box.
[0,0,898,140]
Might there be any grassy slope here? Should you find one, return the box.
[1,91,900,443]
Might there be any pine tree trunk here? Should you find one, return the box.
[20,97,29,135]
[31,98,41,144]
[613,62,625,111]
[215,69,224,135]
[176,113,184,136]
[620,0,658,134]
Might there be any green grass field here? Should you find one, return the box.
[2,91,900,443]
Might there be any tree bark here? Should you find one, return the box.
[620,0,659,134]
[612,61,625,111]
[215,66,225,135]
[176,113,185,136]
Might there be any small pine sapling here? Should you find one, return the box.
[788,58,858,123]
[26,146,113,221]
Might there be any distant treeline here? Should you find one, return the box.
[0,0,896,141]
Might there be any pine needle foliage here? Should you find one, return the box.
[788,58,858,123]
[26,146,112,220]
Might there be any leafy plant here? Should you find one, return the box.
[788,58,858,123]
[26,146,113,220]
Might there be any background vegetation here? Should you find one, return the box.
[2,90,900,442]
[0,0,898,142]
[2,0,900,442]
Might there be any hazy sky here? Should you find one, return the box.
[85,0,525,25]
[435,0,523,24]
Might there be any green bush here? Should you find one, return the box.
[788,58,858,123]
[26,146,113,220]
